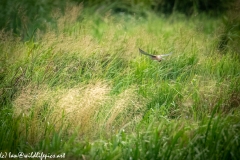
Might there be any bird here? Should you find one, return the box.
[139,48,172,62]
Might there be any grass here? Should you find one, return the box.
[0,4,240,159]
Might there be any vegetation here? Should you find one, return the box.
[0,1,240,160]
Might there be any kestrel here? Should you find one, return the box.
[139,48,172,62]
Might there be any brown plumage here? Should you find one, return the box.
[139,48,172,62]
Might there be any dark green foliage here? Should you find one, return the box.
[218,1,240,54]
[74,0,235,15]
[0,0,237,34]
[0,0,66,39]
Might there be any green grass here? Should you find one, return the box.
[0,5,240,160]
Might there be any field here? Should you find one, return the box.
[0,4,240,160]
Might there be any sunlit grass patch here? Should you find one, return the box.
[12,81,147,144]
[13,82,109,142]
[105,87,147,133]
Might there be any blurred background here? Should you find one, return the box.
[0,0,239,53]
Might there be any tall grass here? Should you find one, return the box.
[0,4,240,159]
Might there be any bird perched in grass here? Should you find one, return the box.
[139,48,172,62]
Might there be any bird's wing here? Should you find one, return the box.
[139,48,155,57]
[160,52,173,57]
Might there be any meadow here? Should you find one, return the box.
[0,4,240,160]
